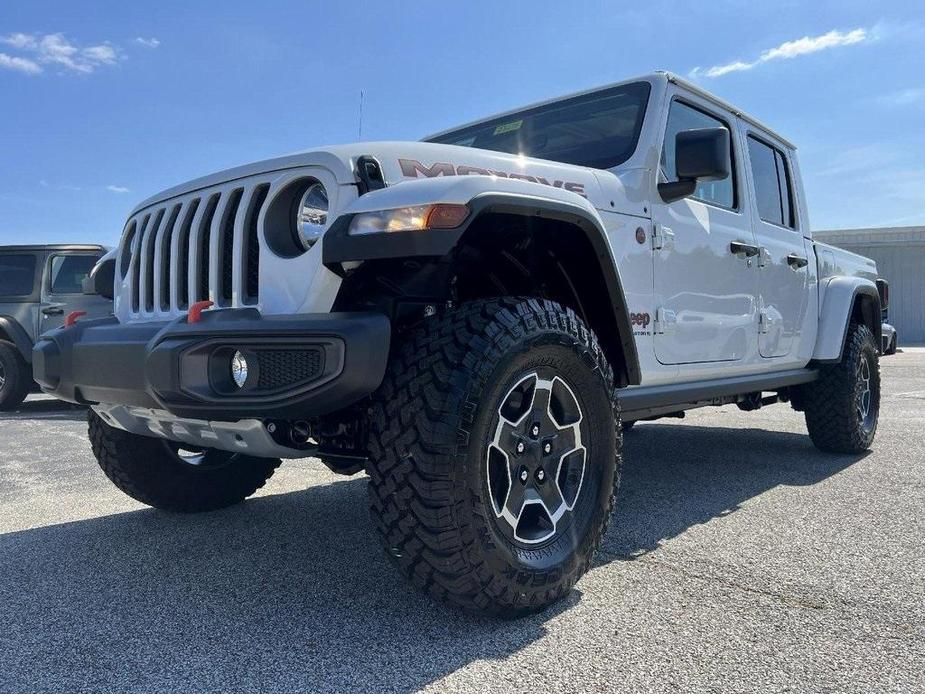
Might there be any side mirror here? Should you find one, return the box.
[659,127,731,203]
[82,254,116,300]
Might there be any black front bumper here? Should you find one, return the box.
[33,308,390,421]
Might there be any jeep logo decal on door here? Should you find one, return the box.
[398,159,586,197]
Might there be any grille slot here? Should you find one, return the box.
[176,198,201,309]
[143,208,165,313]
[255,348,324,392]
[244,184,269,305]
[158,205,182,311]
[131,214,150,313]
[120,220,137,279]
[198,194,221,303]
[121,179,272,320]
[220,189,244,305]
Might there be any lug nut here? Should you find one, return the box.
[543,442,552,455]
[516,441,525,454]
[536,468,546,483]
[531,424,540,438]
[519,467,529,484]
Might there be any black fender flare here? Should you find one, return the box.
[0,315,34,363]
[323,194,641,385]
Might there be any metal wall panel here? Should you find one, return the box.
[814,227,925,344]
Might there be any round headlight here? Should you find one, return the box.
[295,183,329,250]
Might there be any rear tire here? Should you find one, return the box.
[367,298,621,616]
[802,322,880,453]
[0,340,30,411]
[88,411,280,512]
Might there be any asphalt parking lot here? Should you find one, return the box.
[1,351,923,693]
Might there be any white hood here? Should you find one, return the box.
[131,141,646,218]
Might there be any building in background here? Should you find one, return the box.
[814,227,925,345]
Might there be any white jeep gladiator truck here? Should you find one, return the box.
[34,72,887,616]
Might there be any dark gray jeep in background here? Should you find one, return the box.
[0,245,111,410]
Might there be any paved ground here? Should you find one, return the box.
[1,351,923,694]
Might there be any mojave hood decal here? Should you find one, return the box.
[398,158,587,198]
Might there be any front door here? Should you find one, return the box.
[40,252,109,333]
[743,134,809,359]
[652,97,759,365]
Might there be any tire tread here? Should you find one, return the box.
[803,322,879,453]
[88,411,280,512]
[366,297,621,616]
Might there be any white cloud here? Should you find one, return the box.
[761,29,867,61]
[82,44,118,65]
[812,144,901,178]
[1,32,37,50]
[134,37,160,48]
[691,28,870,79]
[879,88,925,107]
[0,32,123,74]
[697,61,753,79]
[106,185,130,194]
[0,51,41,74]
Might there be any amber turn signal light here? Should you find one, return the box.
[425,204,469,229]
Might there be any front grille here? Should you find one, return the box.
[119,182,271,318]
[256,348,324,391]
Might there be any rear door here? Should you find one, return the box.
[652,95,759,365]
[40,251,109,333]
[743,134,810,359]
[0,251,41,344]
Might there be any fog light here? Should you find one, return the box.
[231,351,249,389]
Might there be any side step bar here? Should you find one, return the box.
[619,368,817,419]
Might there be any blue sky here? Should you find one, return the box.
[1,1,923,247]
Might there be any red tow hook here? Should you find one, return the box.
[64,311,87,328]
[187,300,214,324]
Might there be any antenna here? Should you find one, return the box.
[358,90,364,141]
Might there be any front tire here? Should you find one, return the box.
[88,411,281,512]
[802,322,880,453]
[367,298,621,616]
[0,340,30,411]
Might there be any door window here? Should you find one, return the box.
[49,254,97,295]
[661,100,736,209]
[0,254,37,297]
[747,136,796,229]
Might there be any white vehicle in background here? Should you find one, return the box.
[882,324,897,354]
[35,72,888,616]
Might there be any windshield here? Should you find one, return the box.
[427,81,650,170]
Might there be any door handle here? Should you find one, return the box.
[729,241,760,258]
[786,253,808,269]
[42,307,64,316]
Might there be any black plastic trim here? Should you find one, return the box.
[82,256,115,299]
[0,315,35,362]
[33,309,391,421]
[354,155,386,195]
[323,194,641,385]
[619,368,818,415]
[322,212,463,264]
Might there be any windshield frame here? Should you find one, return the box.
[424,80,652,171]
